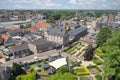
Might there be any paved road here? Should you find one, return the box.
[62,52,79,62]
[0,50,59,67]
[0,49,81,67]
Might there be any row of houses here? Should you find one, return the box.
[0,22,88,60]
[96,12,120,30]
[3,39,55,60]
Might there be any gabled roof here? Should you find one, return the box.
[68,27,87,36]
[8,29,23,35]
[36,21,50,29]
[9,43,29,53]
[28,26,38,32]
[47,26,67,37]
[30,39,54,46]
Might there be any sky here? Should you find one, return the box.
[0,0,120,10]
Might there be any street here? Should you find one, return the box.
[0,50,59,67]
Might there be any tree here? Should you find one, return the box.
[12,63,25,76]
[84,44,95,61]
[16,72,37,80]
[96,27,111,47]
[24,24,31,29]
[102,30,120,80]
[45,72,77,80]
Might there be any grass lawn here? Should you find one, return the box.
[95,48,104,57]
[80,76,93,80]
[92,57,103,65]
[30,63,48,75]
[64,42,87,56]
[74,68,85,73]
[87,65,102,75]
[88,68,100,74]
[95,74,102,80]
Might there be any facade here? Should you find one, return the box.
[44,26,69,46]
[28,39,55,54]
[9,43,32,59]
[0,66,11,80]
[68,27,87,42]
[96,12,120,30]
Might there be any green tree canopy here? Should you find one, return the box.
[24,24,31,29]
[12,63,24,76]
[45,67,76,80]
[96,27,111,47]
[84,44,95,61]
[16,72,36,80]
[102,30,120,80]
[45,72,77,80]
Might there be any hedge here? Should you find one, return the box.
[95,48,104,57]
[87,65,101,72]
[92,57,103,65]
[80,77,89,80]
[95,74,102,80]
[76,67,90,76]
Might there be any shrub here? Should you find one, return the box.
[30,68,34,73]
[4,58,10,62]
[93,57,103,65]
[76,67,90,76]
[80,77,88,80]
[75,62,81,66]
[87,65,101,72]
[95,74,102,80]
[28,61,37,65]
[87,65,96,68]
[95,48,104,57]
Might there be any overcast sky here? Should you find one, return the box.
[0,0,120,10]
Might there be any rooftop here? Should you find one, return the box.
[67,23,80,28]
[1,34,9,42]
[28,26,38,32]
[47,26,67,37]
[36,21,50,29]
[68,27,87,36]
[9,42,29,53]
[30,39,54,46]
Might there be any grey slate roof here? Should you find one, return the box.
[68,27,87,36]
[9,42,29,53]
[7,29,24,36]
[67,23,80,28]
[30,39,55,46]
[0,28,7,33]
[47,26,67,37]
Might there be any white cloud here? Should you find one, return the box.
[0,0,119,10]
[45,3,61,7]
[69,0,77,4]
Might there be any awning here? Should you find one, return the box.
[49,58,67,69]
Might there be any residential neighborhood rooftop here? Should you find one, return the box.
[68,27,87,36]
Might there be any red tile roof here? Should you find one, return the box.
[28,27,38,32]
[1,34,9,42]
[36,21,49,29]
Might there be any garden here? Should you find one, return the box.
[64,42,87,58]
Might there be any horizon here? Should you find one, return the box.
[0,0,120,10]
